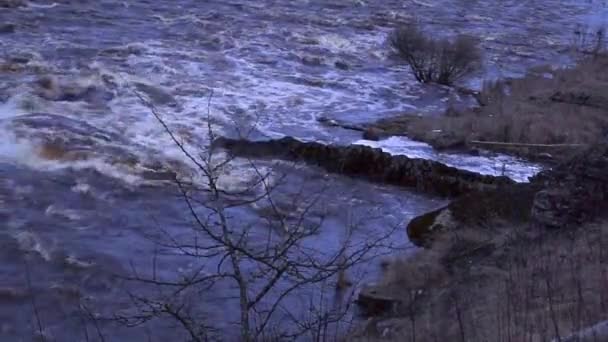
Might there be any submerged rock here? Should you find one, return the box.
[0,0,26,8]
[362,127,384,141]
[134,82,177,107]
[213,136,514,197]
[0,24,16,34]
[334,60,350,70]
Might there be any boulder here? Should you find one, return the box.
[407,183,538,246]
[134,82,177,107]
[213,136,514,197]
[408,138,608,246]
[301,56,323,66]
[362,127,383,141]
[36,77,114,104]
[334,60,350,70]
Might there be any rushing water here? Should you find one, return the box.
[0,0,606,340]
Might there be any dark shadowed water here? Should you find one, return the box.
[0,0,606,340]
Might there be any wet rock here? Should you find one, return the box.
[213,136,514,197]
[301,55,323,66]
[317,116,366,133]
[409,138,608,246]
[38,141,82,161]
[301,77,325,87]
[8,56,29,64]
[134,82,177,107]
[362,127,383,141]
[0,23,16,34]
[407,183,538,246]
[334,60,350,70]
[0,0,26,8]
[407,206,452,247]
[356,284,400,316]
[35,76,114,104]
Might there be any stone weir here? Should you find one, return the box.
[212,136,514,197]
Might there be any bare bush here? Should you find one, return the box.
[369,54,608,161]
[390,24,482,86]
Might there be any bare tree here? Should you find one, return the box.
[114,89,399,340]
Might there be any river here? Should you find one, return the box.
[0,0,605,340]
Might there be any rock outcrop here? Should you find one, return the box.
[408,140,608,246]
[212,136,514,197]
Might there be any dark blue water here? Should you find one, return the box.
[0,0,605,340]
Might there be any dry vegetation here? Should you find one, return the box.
[372,54,608,162]
[351,221,608,342]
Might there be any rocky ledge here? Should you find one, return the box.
[407,139,608,246]
[212,136,514,197]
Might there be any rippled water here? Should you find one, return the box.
[0,0,606,340]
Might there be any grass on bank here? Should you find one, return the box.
[351,220,608,342]
[371,54,608,162]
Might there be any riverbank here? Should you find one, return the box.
[351,134,608,341]
[361,54,608,163]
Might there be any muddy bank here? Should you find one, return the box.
[213,136,514,197]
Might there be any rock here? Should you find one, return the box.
[407,183,538,246]
[134,82,177,107]
[0,0,26,8]
[356,284,400,316]
[317,117,366,132]
[99,45,145,58]
[301,56,323,66]
[36,77,114,104]
[213,136,514,197]
[140,170,178,181]
[362,127,383,141]
[408,138,608,246]
[0,24,16,34]
[335,60,350,70]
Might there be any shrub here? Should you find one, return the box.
[390,24,482,86]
